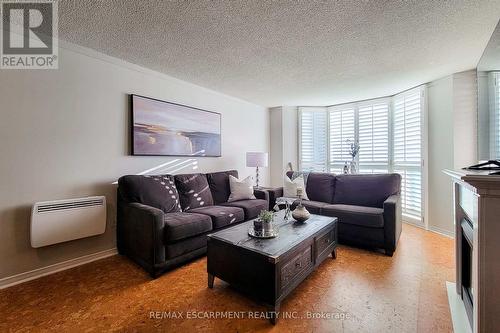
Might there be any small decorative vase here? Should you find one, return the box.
[292,203,310,223]
[349,159,357,174]
[253,219,263,232]
[343,162,349,174]
[262,220,273,233]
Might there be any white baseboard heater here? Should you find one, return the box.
[31,196,106,248]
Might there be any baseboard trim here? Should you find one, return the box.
[404,221,455,238]
[403,220,425,228]
[428,226,455,239]
[0,248,118,290]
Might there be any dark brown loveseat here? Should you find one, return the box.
[268,172,402,256]
[117,170,268,277]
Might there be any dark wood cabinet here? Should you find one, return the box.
[207,212,337,324]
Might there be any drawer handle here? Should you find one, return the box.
[325,238,330,244]
[295,262,301,268]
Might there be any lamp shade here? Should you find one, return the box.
[246,152,268,167]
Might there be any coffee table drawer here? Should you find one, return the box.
[280,245,313,290]
[315,227,335,261]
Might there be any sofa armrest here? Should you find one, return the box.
[254,188,270,202]
[118,202,166,276]
[266,187,284,210]
[383,194,402,255]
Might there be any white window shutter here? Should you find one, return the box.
[393,89,423,220]
[329,106,355,167]
[358,102,389,173]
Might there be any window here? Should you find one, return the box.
[326,99,390,173]
[299,87,425,223]
[328,106,355,173]
[393,89,423,221]
[357,102,390,174]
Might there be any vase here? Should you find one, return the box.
[349,160,357,174]
[292,203,310,223]
[343,162,349,174]
[253,219,263,232]
[262,220,273,233]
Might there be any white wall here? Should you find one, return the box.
[282,106,299,173]
[477,71,490,160]
[425,70,477,237]
[269,106,298,187]
[269,107,284,187]
[453,70,478,168]
[0,41,269,279]
[427,76,455,236]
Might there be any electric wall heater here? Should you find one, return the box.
[30,196,106,248]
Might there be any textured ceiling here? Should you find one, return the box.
[59,1,500,107]
[478,20,500,71]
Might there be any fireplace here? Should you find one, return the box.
[445,168,500,332]
[460,218,473,326]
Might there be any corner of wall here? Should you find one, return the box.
[452,70,478,168]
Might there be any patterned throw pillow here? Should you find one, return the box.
[118,174,182,213]
[174,173,215,210]
[144,175,182,212]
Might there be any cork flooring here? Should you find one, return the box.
[0,224,454,333]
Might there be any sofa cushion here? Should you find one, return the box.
[189,205,245,229]
[287,171,335,203]
[337,223,385,249]
[305,172,336,203]
[221,199,268,220]
[165,234,208,259]
[175,173,214,210]
[207,170,238,204]
[291,200,329,215]
[322,204,384,228]
[118,174,181,213]
[333,174,401,208]
[163,212,213,243]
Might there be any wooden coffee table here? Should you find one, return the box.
[207,210,338,324]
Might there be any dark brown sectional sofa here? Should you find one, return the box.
[268,171,402,256]
[117,170,268,277]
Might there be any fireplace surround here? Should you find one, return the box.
[445,169,500,333]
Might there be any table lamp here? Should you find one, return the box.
[246,152,268,188]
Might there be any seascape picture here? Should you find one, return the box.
[132,95,221,156]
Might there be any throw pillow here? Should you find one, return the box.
[118,174,182,213]
[174,173,214,210]
[283,175,310,200]
[227,175,256,202]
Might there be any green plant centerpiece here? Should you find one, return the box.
[258,210,274,223]
[258,210,274,233]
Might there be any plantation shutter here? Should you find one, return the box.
[328,106,355,172]
[393,89,423,220]
[358,102,389,173]
[299,107,327,172]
